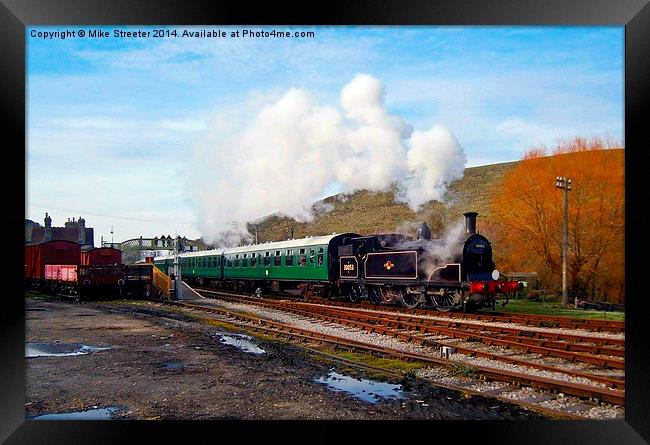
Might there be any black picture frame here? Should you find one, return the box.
[2,1,648,443]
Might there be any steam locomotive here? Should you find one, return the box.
[154,212,519,312]
[337,212,520,311]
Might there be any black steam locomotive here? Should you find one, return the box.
[335,212,520,312]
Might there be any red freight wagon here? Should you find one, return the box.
[81,247,122,266]
[44,264,78,282]
[25,240,81,280]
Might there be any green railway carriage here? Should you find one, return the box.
[222,234,354,283]
[152,233,358,294]
[152,248,225,284]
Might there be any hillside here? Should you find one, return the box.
[246,160,519,242]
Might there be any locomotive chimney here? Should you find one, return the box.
[463,212,478,235]
[416,222,432,240]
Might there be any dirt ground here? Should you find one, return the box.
[25,296,545,420]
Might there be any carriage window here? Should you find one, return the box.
[298,255,306,266]
[241,258,247,267]
[227,259,232,267]
[251,255,256,266]
[274,254,281,266]
[309,249,315,263]
[317,254,324,266]
[263,252,271,266]
[286,250,293,266]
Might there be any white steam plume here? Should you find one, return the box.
[188,74,466,244]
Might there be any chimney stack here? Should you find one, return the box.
[44,212,52,241]
[463,212,478,235]
[78,216,86,244]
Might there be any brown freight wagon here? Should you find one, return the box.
[25,240,81,282]
[81,247,122,266]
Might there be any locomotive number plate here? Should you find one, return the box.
[339,256,358,279]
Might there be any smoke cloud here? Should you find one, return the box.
[188,74,466,244]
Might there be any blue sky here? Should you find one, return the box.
[26,26,624,243]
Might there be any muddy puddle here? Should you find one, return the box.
[216,333,266,355]
[160,360,185,370]
[26,342,110,358]
[29,405,125,420]
[315,370,407,404]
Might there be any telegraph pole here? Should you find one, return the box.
[555,176,572,307]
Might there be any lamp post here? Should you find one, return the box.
[173,236,182,301]
[555,176,572,307]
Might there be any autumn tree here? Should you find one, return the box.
[490,137,624,303]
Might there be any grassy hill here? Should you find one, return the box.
[246,160,519,243]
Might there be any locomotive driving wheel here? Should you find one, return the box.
[367,286,382,305]
[397,288,422,309]
[430,290,461,312]
[348,284,365,303]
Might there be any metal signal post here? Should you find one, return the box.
[555,176,573,307]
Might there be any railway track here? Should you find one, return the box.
[175,288,625,406]
[308,297,625,333]
[194,287,624,344]
[191,285,624,333]
[194,290,624,380]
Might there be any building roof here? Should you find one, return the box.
[28,226,94,246]
[153,233,357,260]
[223,234,345,255]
